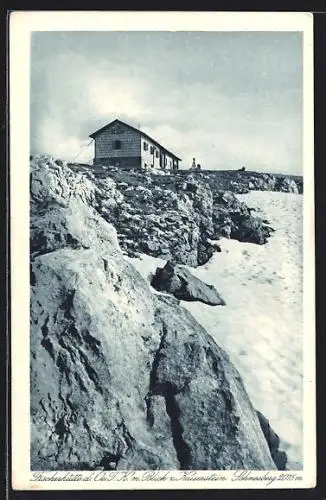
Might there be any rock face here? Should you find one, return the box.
[212,191,272,245]
[151,261,225,306]
[257,411,287,471]
[30,156,276,471]
[275,177,299,194]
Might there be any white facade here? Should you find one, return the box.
[141,137,161,170]
[141,136,175,171]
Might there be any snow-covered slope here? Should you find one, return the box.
[127,191,303,469]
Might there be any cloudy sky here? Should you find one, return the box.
[31,31,303,173]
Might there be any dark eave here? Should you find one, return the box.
[89,119,182,161]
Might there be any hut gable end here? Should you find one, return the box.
[92,120,141,160]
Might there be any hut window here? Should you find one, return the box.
[143,142,148,151]
[114,140,121,150]
[155,150,159,158]
[150,146,154,154]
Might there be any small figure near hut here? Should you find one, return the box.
[190,158,201,170]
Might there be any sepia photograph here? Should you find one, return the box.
[10,11,315,490]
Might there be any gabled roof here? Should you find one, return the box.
[89,119,182,161]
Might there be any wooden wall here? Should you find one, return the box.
[94,123,141,160]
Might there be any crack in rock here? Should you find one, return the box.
[147,324,192,470]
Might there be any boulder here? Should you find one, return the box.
[30,157,276,471]
[230,214,272,244]
[151,261,225,306]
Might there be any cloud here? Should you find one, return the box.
[87,77,149,120]
[30,31,303,174]
[31,52,151,160]
[143,122,301,172]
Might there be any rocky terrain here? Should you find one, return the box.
[30,155,288,471]
[58,161,303,268]
[192,169,302,195]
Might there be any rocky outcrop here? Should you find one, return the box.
[275,177,299,194]
[193,170,303,195]
[30,156,276,470]
[257,411,287,470]
[70,166,275,267]
[211,191,273,245]
[151,261,225,306]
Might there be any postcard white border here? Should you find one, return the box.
[10,10,315,490]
